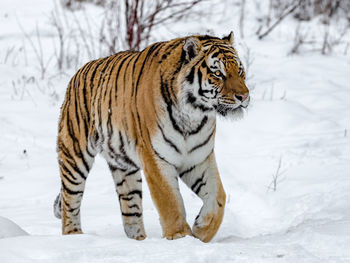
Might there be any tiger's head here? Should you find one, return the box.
[179,32,250,119]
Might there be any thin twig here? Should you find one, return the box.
[258,0,301,40]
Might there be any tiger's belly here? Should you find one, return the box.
[99,128,142,172]
[98,116,215,173]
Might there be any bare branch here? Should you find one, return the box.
[258,0,301,40]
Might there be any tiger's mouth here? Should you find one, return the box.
[215,101,246,117]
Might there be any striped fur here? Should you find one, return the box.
[54,32,249,242]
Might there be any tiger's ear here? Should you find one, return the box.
[222,31,234,45]
[183,37,200,61]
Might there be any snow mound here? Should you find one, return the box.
[0,216,29,239]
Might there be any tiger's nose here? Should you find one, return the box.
[234,93,249,102]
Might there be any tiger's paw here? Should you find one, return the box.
[124,223,146,241]
[192,208,224,242]
[163,223,192,240]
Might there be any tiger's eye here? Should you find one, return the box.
[215,70,221,77]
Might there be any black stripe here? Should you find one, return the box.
[109,163,127,172]
[160,75,171,104]
[96,55,118,145]
[58,142,75,163]
[160,76,184,136]
[201,60,210,70]
[116,179,126,187]
[80,61,95,123]
[179,166,196,178]
[106,101,113,147]
[191,171,207,195]
[195,182,207,195]
[186,66,195,84]
[130,52,143,97]
[129,60,140,148]
[201,39,224,46]
[106,54,132,141]
[211,50,221,58]
[122,212,142,217]
[71,164,87,180]
[133,45,161,146]
[63,158,87,180]
[107,131,138,172]
[153,147,177,168]
[148,42,164,64]
[197,35,221,41]
[188,116,208,136]
[60,162,77,181]
[103,54,124,100]
[61,180,83,195]
[128,204,140,209]
[158,124,181,154]
[62,172,80,186]
[144,42,163,62]
[89,58,106,103]
[63,199,80,213]
[180,48,188,64]
[120,196,134,201]
[186,92,213,112]
[71,68,82,133]
[188,129,214,153]
[159,41,182,64]
[127,190,142,199]
[121,53,137,138]
[114,53,135,92]
[63,200,80,217]
[70,75,81,132]
[197,69,205,97]
[67,119,90,173]
[191,173,205,191]
[125,169,140,177]
[119,190,142,201]
[118,132,138,169]
[86,148,95,158]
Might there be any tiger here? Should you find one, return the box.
[53,32,250,243]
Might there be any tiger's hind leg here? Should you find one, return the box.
[109,165,146,240]
[179,152,226,242]
[56,134,96,235]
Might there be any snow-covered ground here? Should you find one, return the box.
[1,0,350,262]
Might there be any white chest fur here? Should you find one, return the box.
[152,112,215,170]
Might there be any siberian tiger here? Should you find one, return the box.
[53,32,250,242]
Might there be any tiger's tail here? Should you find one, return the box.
[53,192,62,219]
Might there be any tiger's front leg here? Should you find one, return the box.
[141,149,192,240]
[180,152,226,242]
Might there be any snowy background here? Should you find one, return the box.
[1,0,350,262]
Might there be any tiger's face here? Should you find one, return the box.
[181,33,250,118]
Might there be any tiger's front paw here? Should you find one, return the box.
[163,222,192,240]
[192,204,225,242]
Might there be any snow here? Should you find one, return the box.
[1,0,350,262]
[0,216,28,238]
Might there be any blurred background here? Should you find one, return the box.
[0,1,350,262]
